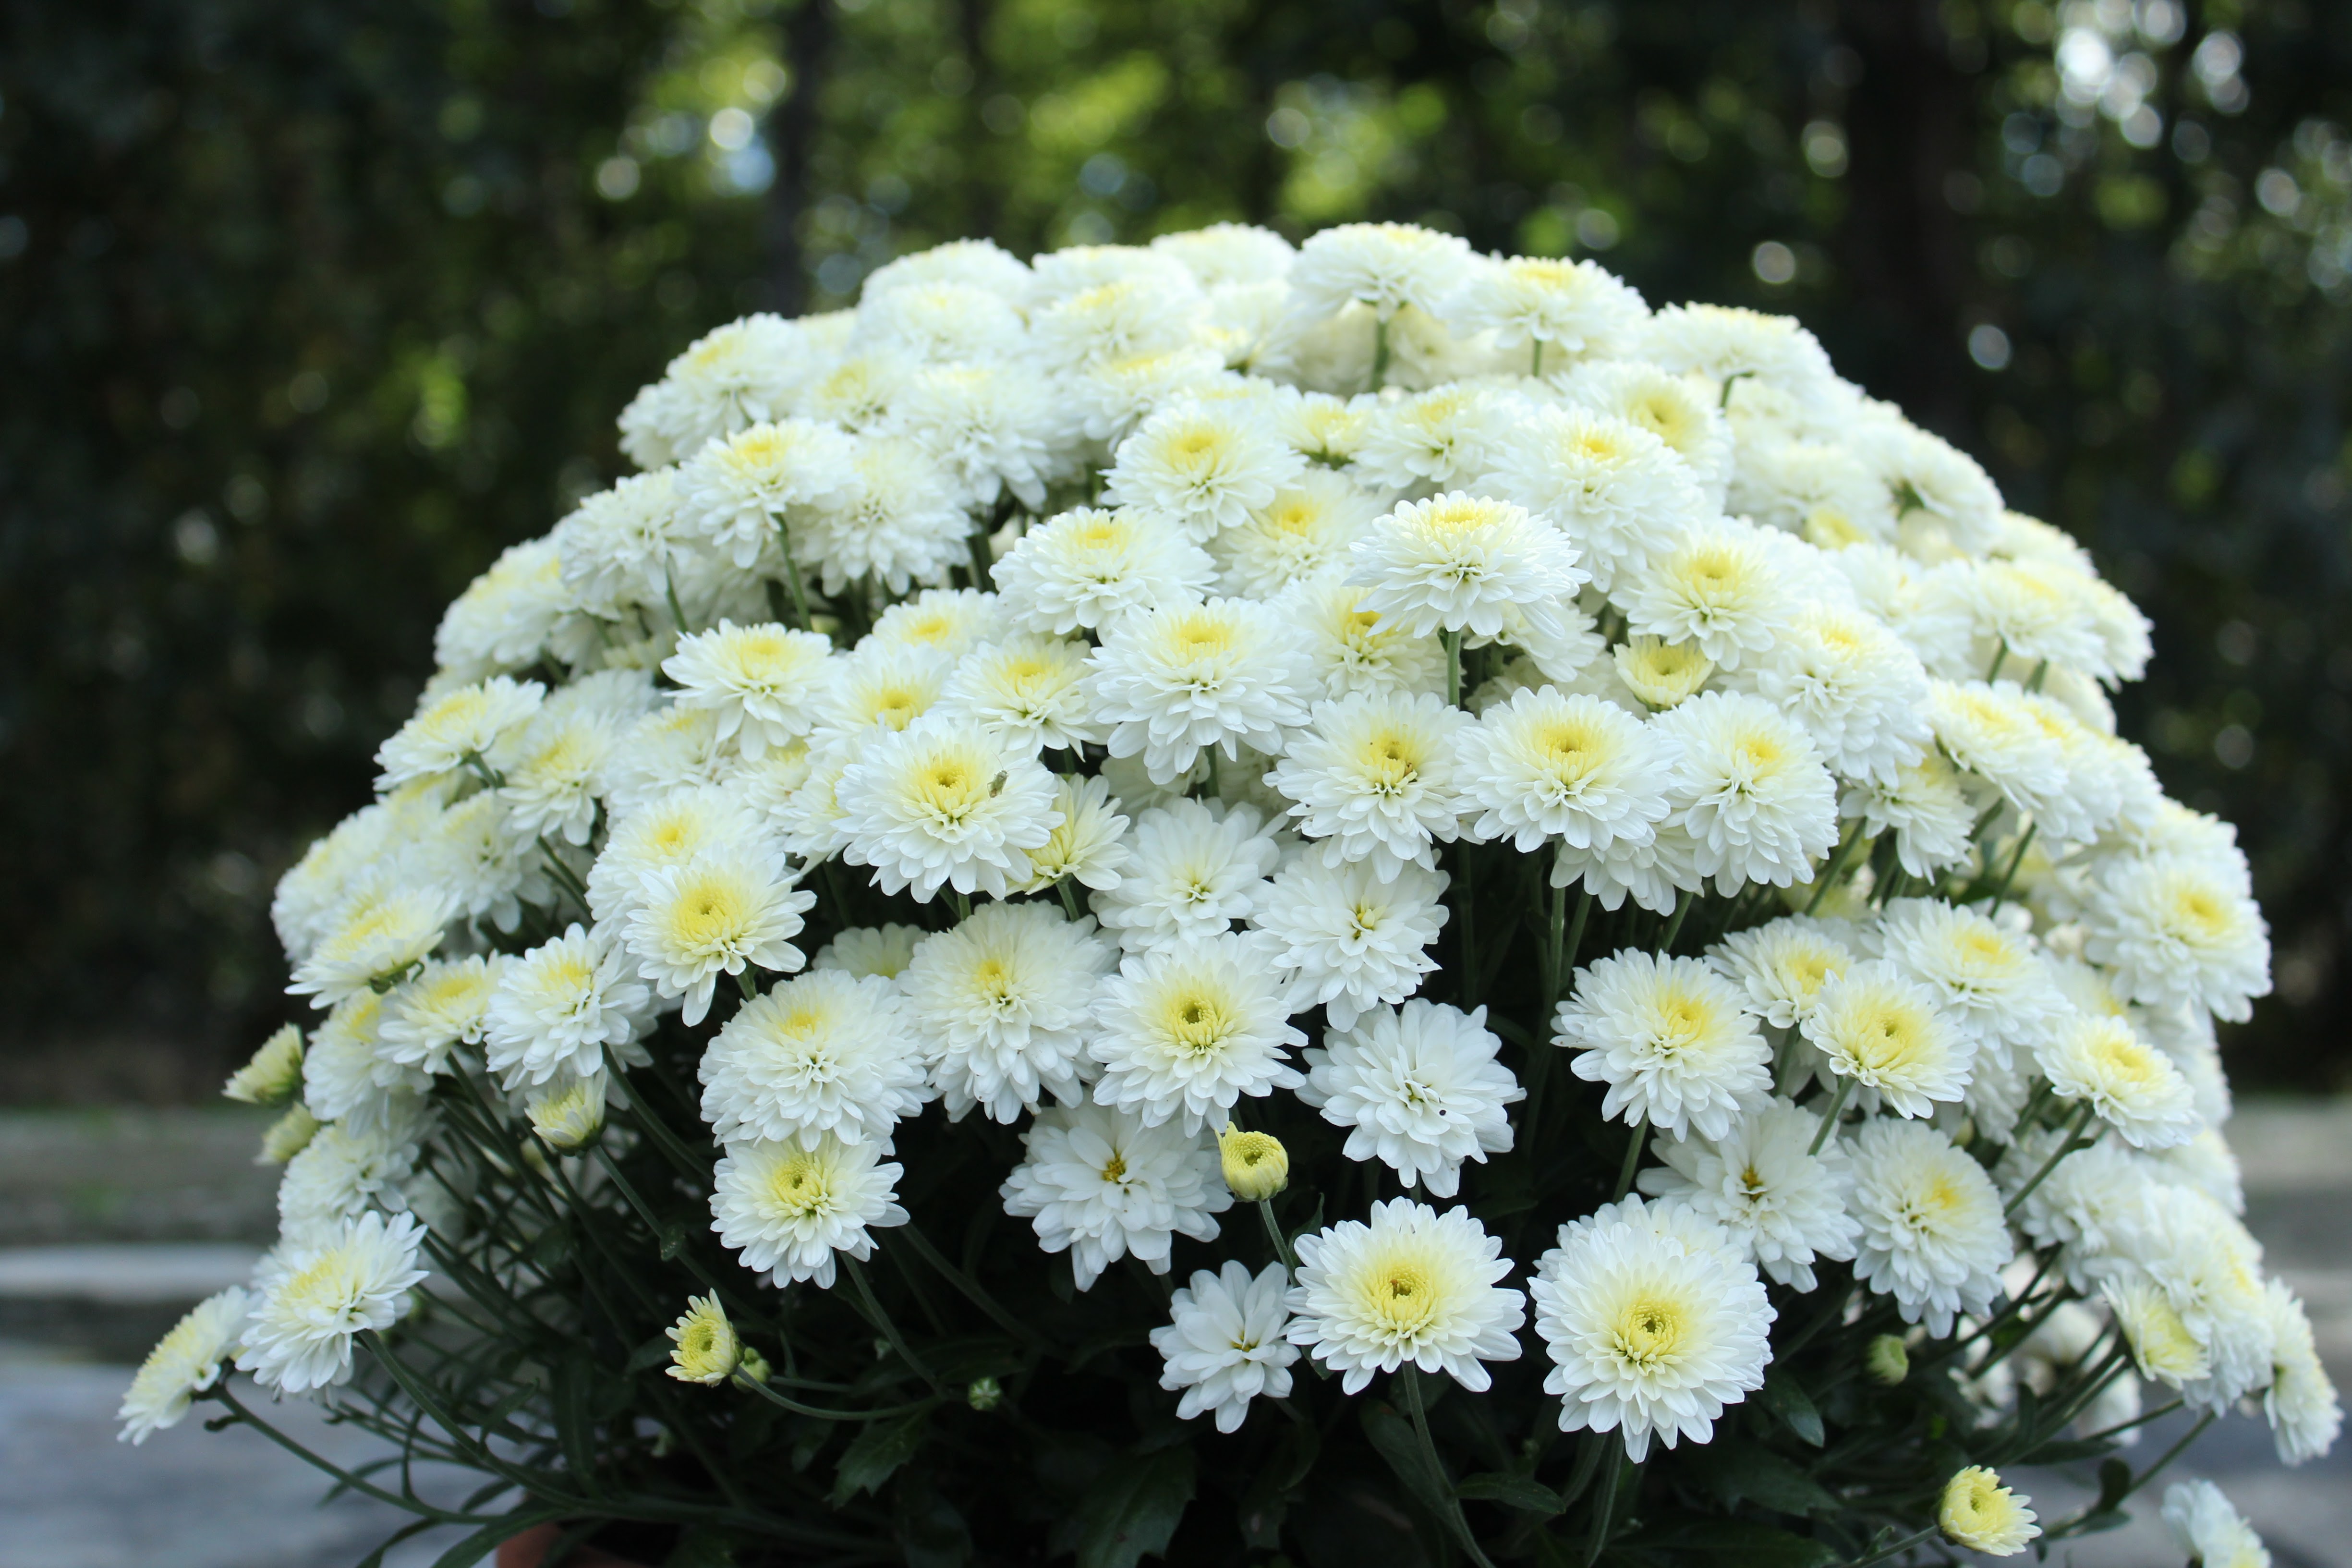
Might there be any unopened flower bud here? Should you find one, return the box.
[526,1071,608,1152]
[224,1024,305,1106]
[1939,1465,2039,1556]
[666,1294,741,1386]
[1867,1334,1910,1386]
[966,1375,1003,1411]
[737,1346,772,1385]
[1218,1126,1289,1201]
[255,1104,321,1166]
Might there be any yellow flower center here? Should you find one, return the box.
[1364,1259,1439,1336]
[766,1150,836,1217]
[1166,990,1235,1056]
[1610,1295,1688,1368]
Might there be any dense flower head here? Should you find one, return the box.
[1285,1198,1525,1394]
[1557,950,1772,1140]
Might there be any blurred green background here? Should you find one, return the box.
[4,0,2348,1101]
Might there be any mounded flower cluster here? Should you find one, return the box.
[133,224,2329,1558]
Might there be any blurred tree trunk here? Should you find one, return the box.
[765,0,836,312]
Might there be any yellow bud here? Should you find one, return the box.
[738,1346,772,1385]
[665,1294,741,1386]
[1939,1466,2039,1556]
[1866,1334,1910,1386]
[224,1024,305,1106]
[255,1104,321,1166]
[1218,1126,1289,1201]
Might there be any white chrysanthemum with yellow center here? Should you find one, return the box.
[1090,797,1282,949]
[1104,400,1305,542]
[698,969,925,1146]
[664,1293,742,1385]
[938,633,1100,753]
[1656,691,1839,893]
[808,644,953,750]
[299,990,426,1131]
[499,706,620,847]
[889,361,1067,510]
[2080,852,2272,1024]
[1875,898,2066,1066]
[709,1133,908,1289]
[1741,603,1933,784]
[619,313,802,466]
[677,417,859,569]
[1274,389,1372,464]
[1839,753,1978,878]
[1284,1198,1525,1394]
[903,901,1116,1124]
[375,675,544,790]
[662,620,833,758]
[1091,933,1306,1134]
[1845,1118,2011,1337]
[1641,301,1837,394]
[2162,1480,2272,1568]
[1087,597,1314,785]
[2104,1270,2212,1387]
[2130,1191,2276,1410]
[288,882,456,1008]
[853,278,1027,364]
[1353,385,1502,492]
[1211,470,1382,594]
[1613,635,1714,710]
[237,1211,429,1394]
[1638,1099,1860,1290]
[1939,1466,2039,1557]
[525,1069,608,1151]
[1533,1195,1773,1459]
[1925,677,2067,817]
[1453,255,1647,368]
[810,922,923,980]
[2260,1278,2342,1466]
[2035,1014,2200,1149]
[1347,491,1588,642]
[795,434,970,595]
[868,586,1008,659]
[1621,519,1793,670]
[117,1287,249,1444]
[1708,916,1856,1031]
[1288,221,1474,323]
[1152,1260,1300,1434]
[1030,274,1201,373]
[624,849,815,1026]
[1557,950,1772,1140]
[586,784,760,924]
[1017,774,1134,894]
[224,1024,306,1106]
[1459,685,1671,863]
[1567,359,1733,500]
[834,714,1063,901]
[1799,960,1974,1119]
[1000,1103,1230,1289]
[1250,855,1449,1029]
[484,923,649,1086]
[380,954,503,1074]
[1271,691,1470,877]
[1300,999,1520,1198]
[1478,407,1709,592]
[1280,576,1447,701]
[994,505,1218,636]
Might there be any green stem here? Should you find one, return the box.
[1657,887,1693,953]
[1530,339,1545,377]
[1986,820,2037,914]
[1806,821,1866,915]
[893,1222,1049,1352]
[1370,315,1391,391]
[2003,1104,2099,1217]
[844,1254,940,1390]
[967,517,996,591]
[1202,745,1222,801]
[1808,1075,1855,1155]
[730,1372,938,1424]
[1582,1440,1627,1565]
[1985,642,2009,683]
[1258,1199,1298,1273]
[1401,1365,1497,1568]
[1840,1522,1940,1568]
[773,515,815,631]
[665,565,692,637]
[1612,1116,1648,1200]
[1716,369,1749,412]
[1458,841,1481,1009]
[1443,627,1463,708]
[1055,877,1082,920]
[210,1385,503,1526]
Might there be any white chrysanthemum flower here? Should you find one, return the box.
[1273,388,1372,462]
[224,1024,306,1106]
[1556,950,1772,1140]
[554,469,694,614]
[853,279,1028,363]
[1352,384,1505,493]
[1641,303,1837,397]
[698,970,926,1147]
[1018,774,1133,894]
[1707,916,1856,1031]
[424,788,545,934]
[379,955,503,1074]
[1845,1118,2011,1337]
[2260,1278,2342,1466]
[526,1067,609,1150]
[287,882,455,1008]
[1875,898,2066,1066]
[1799,960,1974,1119]
[498,705,621,848]
[620,314,804,466]
[993,505,1217,636]
[937,634,1099,753]
[1939,1466,2040,1558]
[1638,1099,1860,1290]
[1459,686,1673,875]
[2134,1194,2278,1411]
[1925,676,2067,819]
[1532,1195,1774,1460]
[1000,1103,1230,1288]
[1732,438,1895,545]
[1249,855,1449,1029]
[1654,691,1838,894]
[1029,272,1201,371]
[432,535,579,681]
[1285,1198,1526,1394]
[709,1134,908,1289]
[1088,597,1314,785]
[862,236,1030,299]
[1290,222,1475,324]
[806,643,953,752]
[1477,407,1708,592]
[1280,576,1448,701]
[2162,1480,2271,1568]
[889,362,1070,510]
[2079,853,2272,1023]
[1300,1000,1520,1197]
[1103,400,1305,543]
[868,586,1008,660]
[1738,603,1932,784]
[483,924,649,1086]
[1270,691,1470,877]
[277,1118,419,1243]
[798,344,911,430]
[1347,491,1588,642]
[1619,519,1794,671]
[586,785,760,924]
[677,418,859,570]
[2104,1266,2213,1386]
[794,434,970,596]
[1452,255,1646,370]
[237,1211,428,1394]
[2035,1014,2199,1149]
[1610,635,1713,711]
[1566,360,1732,499]
[597,702,733,814]
[1865,421,2004,557]
[903,901,1115,1123]
[1152,221,1297,287]
[300,992,427,1131]
[118,1288,249,1444]
[1091,933,1306,1134]
[1152,1260,1300,1433]
[661,620,833,758]
[1840,753,1978,878]
[833,714,1061,901]
[1210,470,1382,594]
[663,1292,741,1386]
[624,849,815,1026]
[810,923,923,980]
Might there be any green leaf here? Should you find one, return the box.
[2019,1435,2119,1467]
[1455,1472,1567,1515]
[1237,1421,1320,1548]
[895,1469,974,1568]
[426,1509,569,1568]
[1623,1519,1839,1567]
[625,1334,676,1375]
[828,1402,934,1507]
[1758,1370,1825,1447]
[1072,1445,1196,1568]
[1360,1401,1453,1527]
[1683,1444,1839,1516]
[657,1215,691,1260]
[550,1353,603,1483]
[2094,1456,2134,1514]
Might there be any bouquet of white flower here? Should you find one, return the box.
[127,222,2336,1568]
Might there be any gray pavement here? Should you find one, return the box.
[0,1100,2344,1568]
